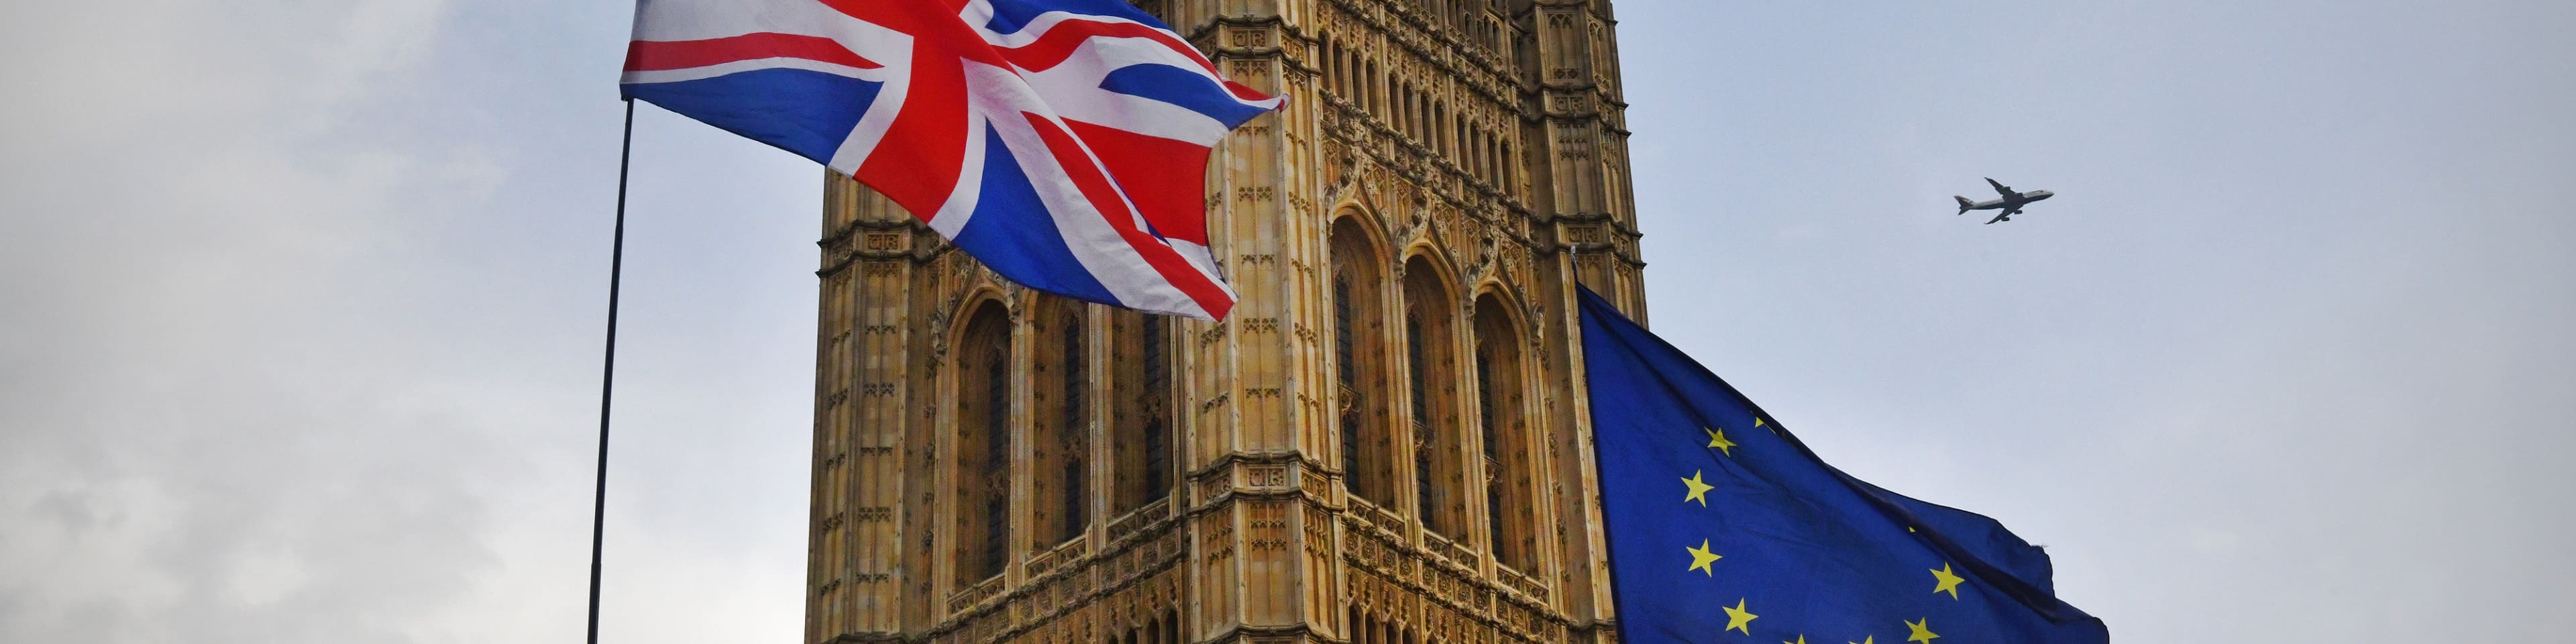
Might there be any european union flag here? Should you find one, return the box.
[1578,289,2107,644]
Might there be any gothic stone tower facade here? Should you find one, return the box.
[806,2,1649,644]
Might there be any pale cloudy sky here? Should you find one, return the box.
[1,1,2568,643]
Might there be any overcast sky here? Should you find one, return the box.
[2,1,2569,642]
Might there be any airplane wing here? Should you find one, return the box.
[1984,209,2015,225]
[1985,177,2016,197]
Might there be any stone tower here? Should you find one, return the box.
[805,2,1648,644]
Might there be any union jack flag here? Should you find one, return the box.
[622,0,1283,319]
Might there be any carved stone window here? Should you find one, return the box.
[1331,216,1396,504]
[1032,297,1090,547]
[1402,256,1466,537]
[1475,294,1540,573]
[954,301,1012,583]
[1434,101,1451,158]
[1112,311,1173,513]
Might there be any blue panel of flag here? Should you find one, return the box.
[1578,288,2108,644]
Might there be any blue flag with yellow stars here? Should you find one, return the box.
[1578,288,2108,644]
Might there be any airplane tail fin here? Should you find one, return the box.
[1954,195,1973,215]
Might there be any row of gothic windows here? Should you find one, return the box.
[1114,608,1181,644]
[1318,36,1519,194]
[1330,215,1544,574]
[951,299,1175,584]
[1347,604,1439,644]
[945,216,1545,582]
[1419,0,1507,52]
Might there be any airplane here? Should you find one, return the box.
[1954,177,2055,224]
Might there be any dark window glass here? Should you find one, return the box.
[1142,315,1170,500]
[1059,309,1087,544]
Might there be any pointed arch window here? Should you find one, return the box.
[1475,294,1540,572]
[1324,40,1342,98]
[1112,311,1173,513]
[954,302,1013,583]
[1402,256,1466,536]
[1362,60,1377,113]
[1032,298,1090,547]
[1330,217,1395,504]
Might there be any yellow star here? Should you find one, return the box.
[1686,539,1722,576]
[1756,417,1773,434]
[1904,619,1938,644]
[1722,598,1758,635]
[1929,563,1966,600]
[1784,637,1808,644]
[1848,638,1874,644]
[1704,426,1737,455]
[1680,470,1715,506]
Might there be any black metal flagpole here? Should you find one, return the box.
[587,97,636,644]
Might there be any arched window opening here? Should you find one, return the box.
[1364,60,1380,113]
[1350,47,1370,99]
[1402,256,1466,537]
[1032,298,1089,547]
[954,301,1013,583]
[1350,50,1360,99]
[1332,40,1348,99]
[1330,217,1394,504]
[1326,40,1342,98]
[1112,311,1174,513]
[1400,87,1417,140]
[1474,294,1540,572]
[1414,90,1430,144]
[1435,103,1451,158]
[1473,126,1487,179]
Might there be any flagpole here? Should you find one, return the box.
[587,97,636,644]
